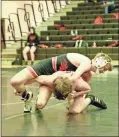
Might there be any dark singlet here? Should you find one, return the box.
[53,54,77,72]
[31,54,77,76]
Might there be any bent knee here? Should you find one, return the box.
[10,77,22,87]
[68,108,81,114]
[23,50,29,54]
[30,50,35,54]
[36,101,46,109]
[87,87,91,92]
[86,86,91,93]
[23,51,26,54]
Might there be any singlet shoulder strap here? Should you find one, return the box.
[52,56,57,72]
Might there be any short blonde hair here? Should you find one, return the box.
[53,77,72,97]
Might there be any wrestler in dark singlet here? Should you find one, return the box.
[27,54,77,77]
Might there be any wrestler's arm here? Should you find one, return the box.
[67,89,90,107]
[73,90,90,98]
[35,71,64,85]
[71,61,91,82]
[70,72,92,98]
[67,91,76,106]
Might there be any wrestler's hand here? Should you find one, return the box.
[67,91,76,105]
[67,92,74,100]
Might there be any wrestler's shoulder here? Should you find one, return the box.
[67,53,90,59]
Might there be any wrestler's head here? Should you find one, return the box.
[92,53,113,73]
[53,76,72,100]
[30,27,35,34]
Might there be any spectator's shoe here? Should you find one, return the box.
[23,92,33,113]
[31,61,34,65]
[25,61,28,65]
[75,30,78,35]
[87,94,107,109]
[92,42,97,48]
[71,30,75,36]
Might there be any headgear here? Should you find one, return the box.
[93,53,112,69]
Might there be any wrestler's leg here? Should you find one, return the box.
[68,77,107,113]
[10,67,38,98]
[76,77,107,109]
[68,94,107,114]
[10,66,39,112]
[68,94,91,114]
[67,77,91,114]
[35,85,52,109]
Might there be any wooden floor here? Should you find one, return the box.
[1,67,118,136]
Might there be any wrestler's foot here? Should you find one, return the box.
[87,94,107,109]
[23,92,33,113]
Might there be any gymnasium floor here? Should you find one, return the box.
[1,67,118,136]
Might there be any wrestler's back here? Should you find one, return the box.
[67,53,91,67]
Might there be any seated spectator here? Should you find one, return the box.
[103,0,115,13]
[23,27,39,65]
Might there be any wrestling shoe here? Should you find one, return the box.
[23,91,33,113]
[87,94,107,109]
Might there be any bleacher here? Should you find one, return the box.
[40,1,118,47]
[35,0,119,60]
[2,0,119,66]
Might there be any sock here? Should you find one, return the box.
[22,90,29,100]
